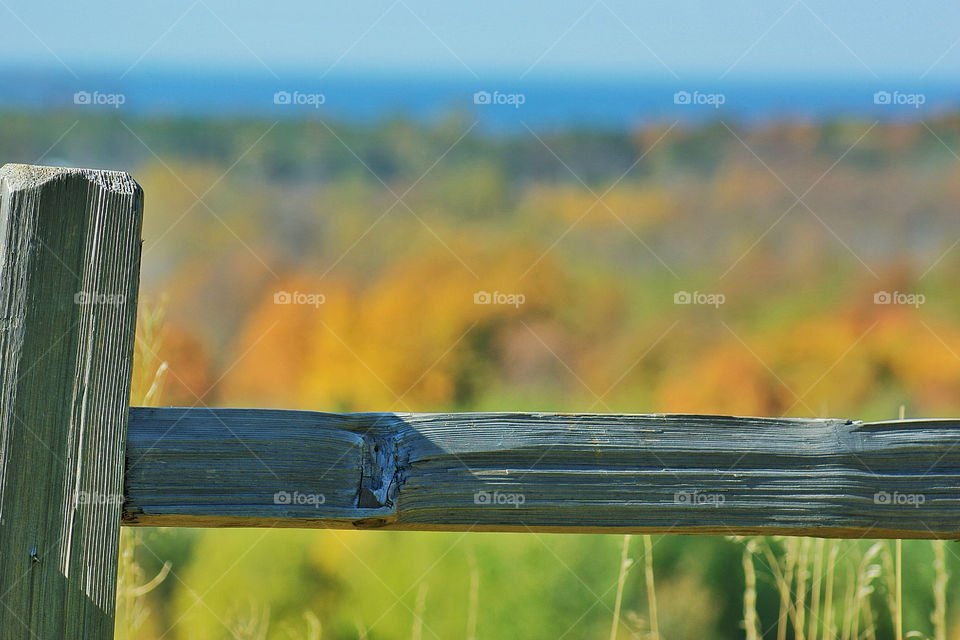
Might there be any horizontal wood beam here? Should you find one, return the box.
[123,408,960,539]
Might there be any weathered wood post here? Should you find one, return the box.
[0,165,142,639]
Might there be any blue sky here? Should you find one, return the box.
[1,0,958,80]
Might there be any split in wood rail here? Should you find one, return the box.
[0,163,958,639]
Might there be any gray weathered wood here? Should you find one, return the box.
[124,409,960,539]
[0,165,143,639]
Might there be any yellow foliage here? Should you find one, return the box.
[221,246,568,411]
[520,183,676,230]
[873,312,960,409]
[657,342,775,416]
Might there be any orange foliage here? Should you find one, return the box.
[753,314,877,416]
[158,324,213,405]
[653,304,960,419]
[872,312,960,409]
[221,247,569,411]
[657,342,777,416]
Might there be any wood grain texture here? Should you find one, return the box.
[125,409,960,539]
[0,165,143,639]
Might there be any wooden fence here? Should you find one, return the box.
[0,164,957,638]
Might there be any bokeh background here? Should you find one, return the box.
[3,1,960,638]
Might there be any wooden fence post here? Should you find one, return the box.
[0,165,143,639]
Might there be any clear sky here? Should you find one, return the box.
[1,0,958,81]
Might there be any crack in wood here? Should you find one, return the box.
[357,431,403,510]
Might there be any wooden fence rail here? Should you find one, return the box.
[124,408,960,539]
[0,163,958,639]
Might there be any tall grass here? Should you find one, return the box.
[932,541,948,640]
[410,583,428,640]
[743,539,761,640]
[643,535,661,640]
[737,536,950,640]
[609,535,632,640]
[115,529,171,640]
[130,299,169,407]
[116,300,170,640]
[466,547,480,640]
[809,538,825,640]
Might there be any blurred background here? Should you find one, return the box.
[3,1,960,637]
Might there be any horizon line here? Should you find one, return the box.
[0,62,955,85]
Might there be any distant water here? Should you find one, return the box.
[1,68,956,131]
